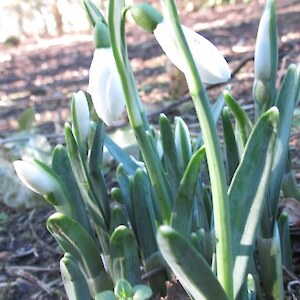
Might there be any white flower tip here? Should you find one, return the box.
[74,90,90,142]
[14,160,56,195]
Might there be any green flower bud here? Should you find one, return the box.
[130,3,163,33]
[253,79,271,109]
[93,21,110,49]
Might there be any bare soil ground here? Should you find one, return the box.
[0,0,300,299]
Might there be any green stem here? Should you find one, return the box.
[161,0,233,298]
[108,0,172,224]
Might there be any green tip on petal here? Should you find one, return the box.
[93,21,111,49]
[130,3,163,33]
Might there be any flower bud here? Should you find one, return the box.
[154,21,231,84]
[253,0,277,110]
[13,160,57,195]
[254,0,277,81]
[93,20,110,49]
[130,3,163,33]
[72,90,90,144]
[87,48,126,126]
[175,117,192,170]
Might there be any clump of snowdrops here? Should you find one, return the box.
[14,0,300,299]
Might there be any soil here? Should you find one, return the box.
[0,0,300,299]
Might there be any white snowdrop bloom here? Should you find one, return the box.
[154,21,231,84]
[88,48,126,126]
[13,160,57,195]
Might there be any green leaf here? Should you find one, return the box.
[95,291,115,300]
[278,211,293,271]
[52,145,93,235]
[60,253,91,300]
[228,107,278,297]
[159,114,181,196]
[170,146,205,239]
[132,169,157,259]
[268,64,299,227]
[221,106,239,182]
[133,284,152,300]
[18,107,35,131]
[114,279,133,298]
[47,213,112,297]
[257,224,284,300]
[223,91,253,152]
[132,169,167,294]
[105,134,139,175]
[110,225,142,286]
[109,205,128,234]
[157,225,228,300]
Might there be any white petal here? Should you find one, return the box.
[182,26,231,84]
[154,22,184,71]
[74,90,90,143]
[13,160,56,195]
[154,21,231,85]
[254,6,271,80]
[106,72,126,126]
[88,48,126,126]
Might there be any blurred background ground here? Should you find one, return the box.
[0,0,300,299]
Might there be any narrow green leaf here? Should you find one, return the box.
[47,213,112,296]
[229,107,278,297]
[109,205,128,234]
[171,146,205,239]
[60,253,91,300]
[110,225,142,286]
[223,90,253,150]
[132,169,167,294]
[221,107,239,182]
[116,165,135,230]
[52,145,93,236]
[278,211,293,271]
[268,64,299,227]
[157,225,228,300]
[95,291,115,300]
[105,134,139,175]
[159,114,181,197]
[132,169,157,259]
[257,224,284,300]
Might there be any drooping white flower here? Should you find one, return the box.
[154,21,231,84]
[13,160,57,195]
[72,90,90,143]
[87,48,126,126]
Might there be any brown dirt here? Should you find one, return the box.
[0,0,299,299]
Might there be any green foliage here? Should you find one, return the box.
[13,0,300,299]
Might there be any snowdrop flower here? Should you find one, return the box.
[154,21,231,84]
[253,0,277,109]
[72,90,90,143]
[130,3,230,84]
[88,21,126,126]
[254,0,277,81]
[13,160,57,195]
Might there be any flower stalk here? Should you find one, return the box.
[159,0,233,298]
[108,0,172,224]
